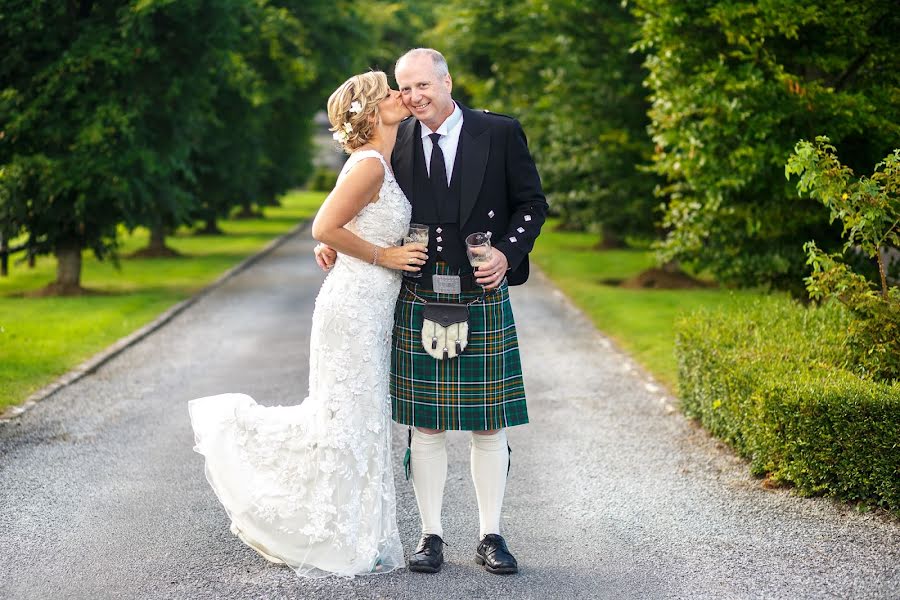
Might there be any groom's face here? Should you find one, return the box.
[395,55,454,131]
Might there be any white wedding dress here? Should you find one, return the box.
[189,150,410,578]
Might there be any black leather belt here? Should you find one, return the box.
[404,272,481,293]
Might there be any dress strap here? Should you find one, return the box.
[341,150,394,179]
[342,149,389,174]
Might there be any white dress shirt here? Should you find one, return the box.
[420,102,464,187]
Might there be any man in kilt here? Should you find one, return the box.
[317,48,547,575]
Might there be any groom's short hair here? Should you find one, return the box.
[395,48,449,78]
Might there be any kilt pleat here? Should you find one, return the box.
[390,269,529,431]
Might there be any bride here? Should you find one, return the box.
[188,71,426,578]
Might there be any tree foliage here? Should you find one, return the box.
[787,137,899,380]
[634,0,900,288]
[432,0,658,242]
[123,0,243,250]
[0,0,369,291]
[1,2,143,288]
[358,2,436,77]
[6,0,899,294]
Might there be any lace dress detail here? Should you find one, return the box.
[189,150,411,578]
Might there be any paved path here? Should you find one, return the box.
[1,228,898,600]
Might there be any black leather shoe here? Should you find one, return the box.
[408,534,445,573]
[475,534,518,574]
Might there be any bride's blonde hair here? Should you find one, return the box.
[327,71,390,154]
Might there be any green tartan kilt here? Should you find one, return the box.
[390,274,529,431]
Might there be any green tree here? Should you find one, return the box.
[190,0,368,232]
[1,2,139,293]
[434,0,657,244]
[258,0,369,205]
[634,0,900,289]
[123,0,242,254]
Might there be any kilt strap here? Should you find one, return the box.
[403,282,486,307]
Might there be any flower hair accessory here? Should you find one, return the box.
[332,121,354,144]
[349,100,362,114]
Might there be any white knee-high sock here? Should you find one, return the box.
[470,429,509,538]
[411,429,447,538]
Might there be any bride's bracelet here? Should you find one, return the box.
[372,246,379,266]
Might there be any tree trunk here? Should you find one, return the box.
[877,246,888,297]
[36,240,86,295]
[56,241,82,288]
[200,217,223,235]
[234,202,261,219]
[149,226,167,253]
[0,233,8,277]
[131,226,181,257]
[28,250,35,268]
[597,224,626,250]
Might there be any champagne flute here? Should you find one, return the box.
[466,232,493,284]
[404,223,429,278]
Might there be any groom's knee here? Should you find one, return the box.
[416,427,445,435]
[472,428,502,436]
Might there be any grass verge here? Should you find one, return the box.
[0,191,325,411]
[529,220,771,391]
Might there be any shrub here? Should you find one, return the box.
[676,298,900,510]
[307,167,338,192]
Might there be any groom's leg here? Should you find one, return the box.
[471,429,518,574]
[408,427,448,573]
[470,429,508,537]
[411,428,447,537]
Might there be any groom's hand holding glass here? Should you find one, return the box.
[470,239,508,290]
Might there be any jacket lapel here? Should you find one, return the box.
[458,107,490,228]
[393,117,416,200]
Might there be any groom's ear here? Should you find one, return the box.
[445,73,453,93]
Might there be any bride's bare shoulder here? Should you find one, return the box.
[339,156,385,192]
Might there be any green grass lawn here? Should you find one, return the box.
[0,190,326,410]
[530,220,771,391]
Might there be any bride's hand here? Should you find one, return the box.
[314,243,337,271]
[379,243,428,272]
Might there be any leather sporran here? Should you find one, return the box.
[421,302,469,360]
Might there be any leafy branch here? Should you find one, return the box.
[787,137,900,381]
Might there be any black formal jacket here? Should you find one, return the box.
[391,104,548,286]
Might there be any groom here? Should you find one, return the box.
[317,48,547,575]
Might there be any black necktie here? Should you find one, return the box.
[428,133,449,219]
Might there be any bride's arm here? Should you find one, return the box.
[311,158,426,272]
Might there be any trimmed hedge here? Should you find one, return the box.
[675,297,900,511]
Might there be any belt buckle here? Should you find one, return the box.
[431,274,462,294]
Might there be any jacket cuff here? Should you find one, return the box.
[493,241,527,272]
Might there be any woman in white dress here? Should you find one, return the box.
[188,71,426,578]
